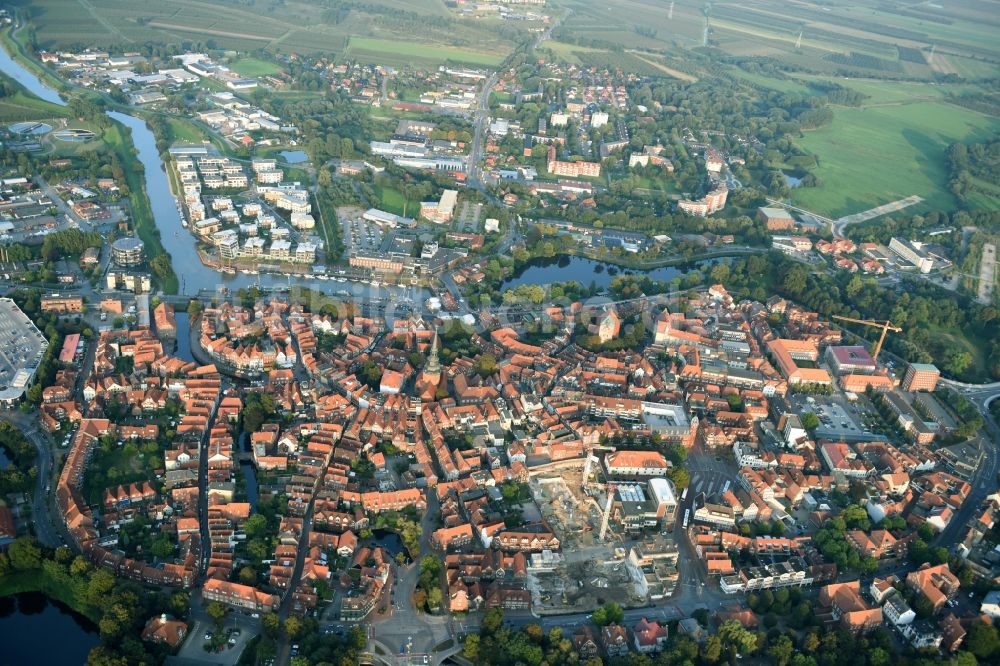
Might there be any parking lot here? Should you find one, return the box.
[337,205,385,255]
[0,298,48,402]
[176,618,254,666]
[453,200,482,233]
[789,393,876,441]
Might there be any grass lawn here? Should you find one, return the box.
[165,117,210,144]
[792,99,1000,218]
[0,89,66,122]
[923,323,991,382]
[347,37,504,67]
[229,57,282,78]
[374,185,421,217]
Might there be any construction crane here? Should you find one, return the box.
[831,315,902,360]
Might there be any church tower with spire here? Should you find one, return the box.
[417,329,443,400]
[425,330,441,376]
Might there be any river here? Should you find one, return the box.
[0,40,428,303]
[0,592,100,664]
[502,255,718,291]
[0,43,64,106]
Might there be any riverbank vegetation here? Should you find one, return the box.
[0,420,37,496]
[0,537,190,664]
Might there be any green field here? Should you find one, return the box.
[12,0,515,66]
[792,97,1000,217]
[229,57,283,78]
[558,0,1000,80]
[347,37,504,67]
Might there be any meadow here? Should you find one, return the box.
[791,97,1000,217]
[346,38,505,69]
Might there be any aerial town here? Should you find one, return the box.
[0,2,999,666]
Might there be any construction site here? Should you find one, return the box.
[524,455,650,614]
[528,453,623,554]
[528,556,642,615]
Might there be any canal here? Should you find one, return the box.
[0,592,100,664]
[0,40,428,303]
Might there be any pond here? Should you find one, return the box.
[501,255,717,291]
[369,529,405,558]
[782,170,805,188]
[279,150,309,164]
[0,446,11,469]
[0,592,100,664]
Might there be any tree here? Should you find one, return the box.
[718,620,758,655]
[668,466,690,490]
[7,537,41,571]
[261,613,281,638]
[427,587,443,611]
[205,602,227,628]
[592,602,623,626]
[463,634,480,661]
[70,556,91,577]
[86,570,116,607]
[150,254,174,283]
[768,635,795,666]
[284,616,304,639]
[481,607,504,636]
[244,514,268,539]
[965,622,1000,659]
[800,412,820,431]
[701,635,723,664]
[475,354,497,378]
[239,566,257,585]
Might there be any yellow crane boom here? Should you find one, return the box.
[831,315,902,360]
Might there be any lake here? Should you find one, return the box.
[502,255,716,291]
[0,592,100,664]
[279,150,308,164]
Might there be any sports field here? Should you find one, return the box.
[792,96,1000,217]
[228,57,282,78]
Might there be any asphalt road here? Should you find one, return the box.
[2,410,61,548]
